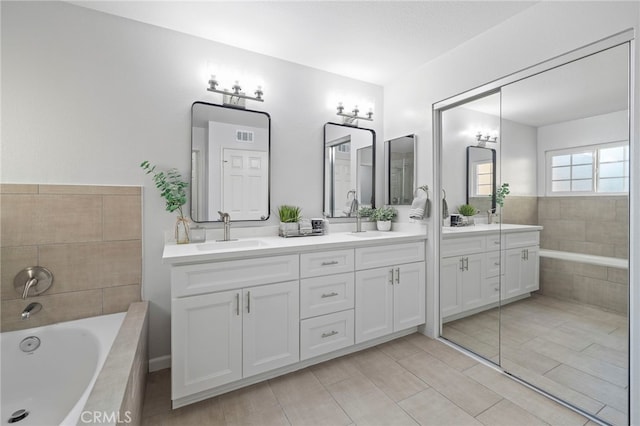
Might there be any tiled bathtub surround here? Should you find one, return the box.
[0,184,142,332]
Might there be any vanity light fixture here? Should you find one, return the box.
[476,131,498,147]
[336,102,373,125]
[207,75,264,107]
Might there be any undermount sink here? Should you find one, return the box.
[195,239,269,251]
[349,231,390,238]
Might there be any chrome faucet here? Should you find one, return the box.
[217,211,232,241]
[349,198,364,233]
[21,302,42,320]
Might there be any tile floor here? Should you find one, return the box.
[142,333,592,426]
[443,294,628,426]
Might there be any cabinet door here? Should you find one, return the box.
[393,262,426,331]
[172,290,242,399]
[243,281,299,377]
[460,254,484,311]
[355,267,394,343]
[521,246,540,293]
[440,256,462,318]
[504,247,525,299]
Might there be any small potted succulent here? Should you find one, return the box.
[370,206,397,231]
[278,205,302,236]
[140,161,190,244]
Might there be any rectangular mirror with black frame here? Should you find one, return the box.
[191,102,270,222]
[384,134,416,205]
[323,123,375,218]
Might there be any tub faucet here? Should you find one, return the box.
[21,302,42,320]
[218,211,231,241]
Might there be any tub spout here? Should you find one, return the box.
[21,302,42,320]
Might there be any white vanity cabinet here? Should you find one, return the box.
[171,255,300,401]
[441,226,540,321]
[165,233,427,408]
[354,242,426,343]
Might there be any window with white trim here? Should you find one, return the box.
[472,160,494,197]
[546,141,629,195]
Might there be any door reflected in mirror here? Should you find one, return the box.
[385,135,416,205]
[323,123,375,218]
[191,102,270,222]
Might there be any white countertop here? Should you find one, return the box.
[442,223,542,238]
[163,230,428,265]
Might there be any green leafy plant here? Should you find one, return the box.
[370,206,397,221]
[278,205,302,223]
[358,207,374,218]
[457,204,478,217]
[140,161,188,218]
[495,183,511,208]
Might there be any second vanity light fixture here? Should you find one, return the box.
[207,75,264,107]
[336,102,374,125]
[476,131,498,147]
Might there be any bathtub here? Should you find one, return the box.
[1,312,125,426]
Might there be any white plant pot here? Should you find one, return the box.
[376,220,392,231]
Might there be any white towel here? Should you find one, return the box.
[409,188,430,220]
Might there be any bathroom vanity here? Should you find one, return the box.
[163,230,426,408]
[440,224,541,322]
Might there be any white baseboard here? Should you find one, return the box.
[149,355,171,372]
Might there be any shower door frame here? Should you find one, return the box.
[432,28,636,424]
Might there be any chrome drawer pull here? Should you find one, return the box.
[321,330,339,338]
[321,292,339,298]
[236,293,240,316]
[321,260,339,266]
[395,267,400,284]
[494,262,500,266]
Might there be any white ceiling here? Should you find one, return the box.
[463,44,629,127]
[68,1,537,85]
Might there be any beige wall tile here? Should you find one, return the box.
[557,240,615,257]
[503,196,538,225]
[103,284,141,314]
[586,220,628,245]
[1,289,103,332]
[1,246,38,300]
[607,267,629,284]
[560,198,617,221]
[38,243,103,294]
[39,184,141,195]
[573,262,608,280]
[101,241,142,286]
[539,219,586,242]
[37,195,103,244]
[1,195,40,247]
[538,198,561,220]
[103,195,142,241]
[0,184,38,194]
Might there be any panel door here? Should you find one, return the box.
[521,246,540,293]
[172,290,242,399]
[242,281,299,377]
[393,261,426,331]
[504,247,525,299]
[355,267,394,343]
[222,149,269,220]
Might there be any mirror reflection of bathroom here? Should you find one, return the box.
[439,43,629,424]
[385,135,416,205]
[323,123,375,218]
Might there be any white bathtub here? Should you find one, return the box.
[1,312,125,426]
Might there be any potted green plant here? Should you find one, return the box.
[495,183,510,208]
[370,206,397,231]
[141,161,190,244]
[278,205,302,236]
[457,204,478,217]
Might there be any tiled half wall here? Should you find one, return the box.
[1,184,142,331]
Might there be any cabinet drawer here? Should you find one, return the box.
[441,236,485,257]
[300,273,355,319]
[300,249,354,278]
[486,234,502,251]
[484,251,502,278]
[300,310,354,360]
[505,231,539,249]
[172,255,299,298]
[355,242,425,270]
